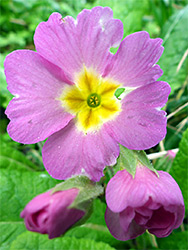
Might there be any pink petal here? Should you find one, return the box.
[34,7,123,79]
[20,192,51,216]
[5,50,73,144]
[134,207,153,225]
[42,121,119,181]
[146,207,176,237]
[119,207,135,232]
[48,189,85,238]
[105,207,145,241]
[105,81,171,150]
[106,170,148,213]
[104,31,163,87]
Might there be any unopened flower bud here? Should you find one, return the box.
[21,188,85,239]
[105,165,185,241]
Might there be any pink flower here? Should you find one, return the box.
[105,166,185,240]
[20,189,85,239]
[5,7,170,181]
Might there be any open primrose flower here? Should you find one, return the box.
[105,166,185,240]
[5,7,171,181]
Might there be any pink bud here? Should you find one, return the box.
[21,188,85,239]
[105,165,185,241]
[166,150,176,159]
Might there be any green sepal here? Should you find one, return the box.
[114,88,125,99]
[113,145,137,177]
[134,150,159,177]
[113,145,158,178]
[51,176,104,211]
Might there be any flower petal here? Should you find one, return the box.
[48,189,85,239]
[104,31,163,87]
[42,120,119,181]
[106,170,148,213]
[20,192,51,216]
[34,7,123,79]
[5,50,73,144]
[105,81,171,150]
[146,207,176,237]
[105,207,145,241]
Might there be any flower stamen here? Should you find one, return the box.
[87,93,101,108]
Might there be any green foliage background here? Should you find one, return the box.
[0,0,188,249]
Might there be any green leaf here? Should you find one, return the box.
[170,128,188,214]
[0,145,39,171]
[157,231,188,250]
[0,223,26,250]
[10,232,116,250]
[158,6,188,95]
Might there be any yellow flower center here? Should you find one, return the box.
[59,67,121,133]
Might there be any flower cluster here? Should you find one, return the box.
[5,6,184,241]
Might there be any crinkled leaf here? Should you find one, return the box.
[0,223,26,250]
[10,232,115,250]
[170,128,188,214]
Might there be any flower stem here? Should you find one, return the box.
[147,149,179,160]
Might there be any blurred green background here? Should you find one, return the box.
[0,0,188,249]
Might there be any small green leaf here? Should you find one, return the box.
[10,232,116,250]
[114,88,125,99]
[170,128,188,214]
